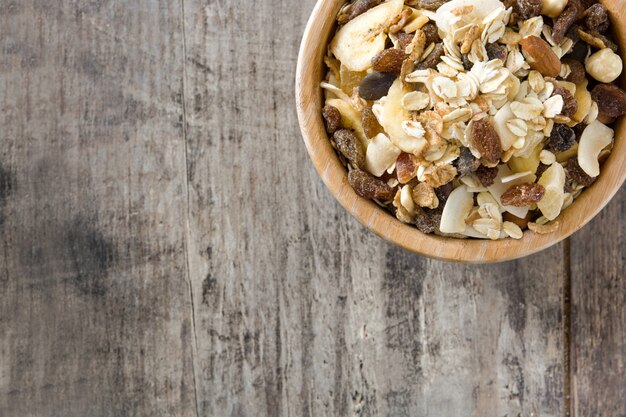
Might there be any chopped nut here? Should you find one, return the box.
[412,182,440,209]
[585,48,623,84]
[521,36,562,78]
[424,164,457,188]
[528,221,560,234]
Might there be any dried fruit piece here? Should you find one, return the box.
[416,42,444,70]
[566,158,596,187]
[537,163,566,221]
[397,32,415,51]
[503,211,532,229]
[552,0,582,44]
[501,183,546,207]
[338,0,384,24]
[322,105,342,134]
[435,182,454,205]
[359,72,397,100]
[520,36,562,78]
[372,48,408,75]
[548,124,577,153]
[475,165,499,187]
[577,120,614,177]
[414,0,448,11]
[361,107,384,139]
[331,0,404,71]
[334,129,366,169]
[591,84,626,118]
[470,119,503,164]
[562,58,586,84]
[552,87,578,118]
[586,49,623,84]
[413,207,440,234]
[584,3,610,33]
[365,133,402,177]
[396,152,419,184]
[455,147,481,177]
[578,28,618,52]
[486,43,507,61]
[348,168,395,201]
[421,22,441,46]
[517,0,542,19]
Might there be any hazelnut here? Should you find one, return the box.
[585,48,623,83]
[540,0,568,18]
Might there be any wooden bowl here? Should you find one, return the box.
[295,0,626,263]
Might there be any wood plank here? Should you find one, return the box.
[181,0,566,416]
[569,190,626,417]
[0,1,197,416]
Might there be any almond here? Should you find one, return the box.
[520,36,561,78]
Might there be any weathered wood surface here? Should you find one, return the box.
[0,1,622,417]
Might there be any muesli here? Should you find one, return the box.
[321,0,625,239]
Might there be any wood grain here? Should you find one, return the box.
[181,0,565,416]
[0,0,622,416]
[0,1,197,416]
[569,191,626,417]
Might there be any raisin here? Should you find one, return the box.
[552,0,583,44]
[535,163,549,179]
[517,0,542,19]
[501,183,546,207]
[566,158,596,187]
[470,119,503,164]
[461,54,473,71]
[413,207,439,234]
[553,87,578,118]
[322,105,342,134]
[416,43,444,70]
[562,58,586,84]
[455,147,481,177]
[591,84,626,118]
[334,129,366,169]
[503,212,532,230]
[361,107,384,139]
[475,165,498,187]
[359,72,397,101]
[372,48,407,75]
[348,169,395,201]
[338,0,383,24]
[564,39,588,62]
[584,4,610,33]
[548,124,577,153]
[486,43,507,61]
[435,182,454,205]
[397,32,414,51]
[421,22,441,46]
[566,24,582,44]
[414,0,447,11]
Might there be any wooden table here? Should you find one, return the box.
[0,1,624,416]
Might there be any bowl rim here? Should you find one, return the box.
[295,0,626,264]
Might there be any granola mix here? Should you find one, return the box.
[322,0,624,240]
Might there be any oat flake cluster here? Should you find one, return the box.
[322,0,625,240]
